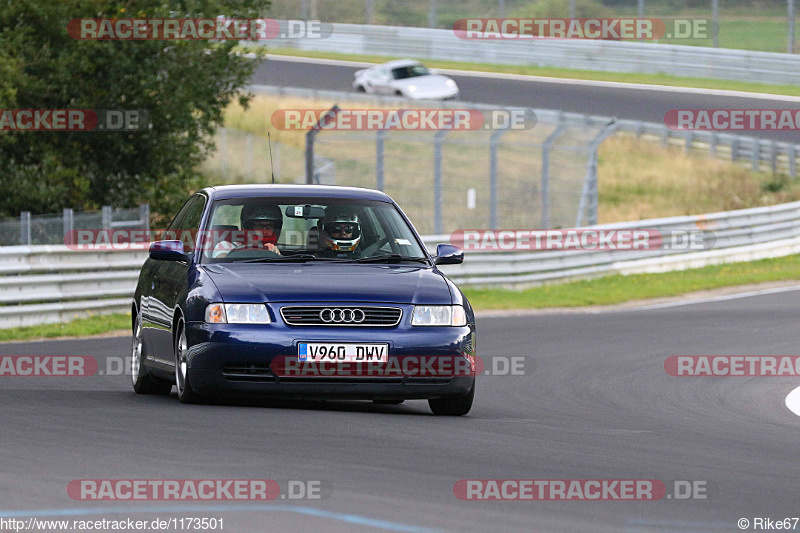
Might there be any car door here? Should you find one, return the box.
[368,67,393,94]
[148,194,207,367]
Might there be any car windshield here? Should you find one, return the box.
[391,65,429,80]
[200,196,429,264]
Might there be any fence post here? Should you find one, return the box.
[20,211,31,246]
[139,204,150,232]
[489,126,510,230]
[306,104,339,184]
[62,208,73,243]
[102,205,112,230]
[771,141,778,174]
[433,129,448,234]
[790,145,797,178]
[376,130,385,191]
[541,122,566,229]
[576,120,617,227]
[752,137,760,171]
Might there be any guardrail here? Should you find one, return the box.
[3,201,800,329]
[251,84,800,178]
[254,21,800,86]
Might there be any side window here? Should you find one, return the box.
[166,195,207,253]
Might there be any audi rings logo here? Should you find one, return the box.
[319,308,366,324]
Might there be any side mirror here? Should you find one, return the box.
[149,240,187,261]
[434,244,463,265]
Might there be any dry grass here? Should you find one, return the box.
[598,134,800,222]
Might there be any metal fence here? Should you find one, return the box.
[0,205,150,247]
[4,199,800,328]
[251,21,800,85]
[307,115,615,235]
[252,85,800,176]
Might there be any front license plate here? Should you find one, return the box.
[298,342,389,363]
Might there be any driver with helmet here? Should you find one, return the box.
[317,209,362,259]
[212,203,283,258]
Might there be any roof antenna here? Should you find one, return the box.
[268,131,275,185]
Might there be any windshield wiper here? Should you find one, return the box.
[355,254,429,264]
[239,255,348,263]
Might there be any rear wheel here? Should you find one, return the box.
[428,379,474,416]
[355,85,366,93]
[131,312,171,395]
[174,321,203,404]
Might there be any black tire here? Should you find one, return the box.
[174,320,204,404]
[131,311,172,395]
[355,85,366,93]
[428,379,475,416]
[395,90,403,97]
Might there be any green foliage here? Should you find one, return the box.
[0,0,268,218]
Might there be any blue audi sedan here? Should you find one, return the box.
[131,185,476,415]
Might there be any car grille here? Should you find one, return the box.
[280,306,402,327]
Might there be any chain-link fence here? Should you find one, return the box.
[205,87,615,235]
[0,205,149,246]
[307,120,614,235]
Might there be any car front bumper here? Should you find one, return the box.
[184,315,476,400]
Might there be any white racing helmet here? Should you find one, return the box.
[319,211,361,252]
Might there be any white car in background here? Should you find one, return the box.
[352,59,459,100]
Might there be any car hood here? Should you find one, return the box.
[201,263,453,304]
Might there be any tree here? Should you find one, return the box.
[0,0,269,218]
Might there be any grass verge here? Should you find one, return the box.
[462,253,800,310]
[0,313,130,343]
[260,47,800,98]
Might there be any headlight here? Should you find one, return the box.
[407,84,417,93]
[205,303,271,324]
[445,79,456,87]
[411,305,467,326]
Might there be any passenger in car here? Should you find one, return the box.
[213,203,283,258]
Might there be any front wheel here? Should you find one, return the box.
[428,379,474,416]
[174,321,203,404]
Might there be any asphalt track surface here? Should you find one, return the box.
[251,57,800,143]
[2,289,800,532]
